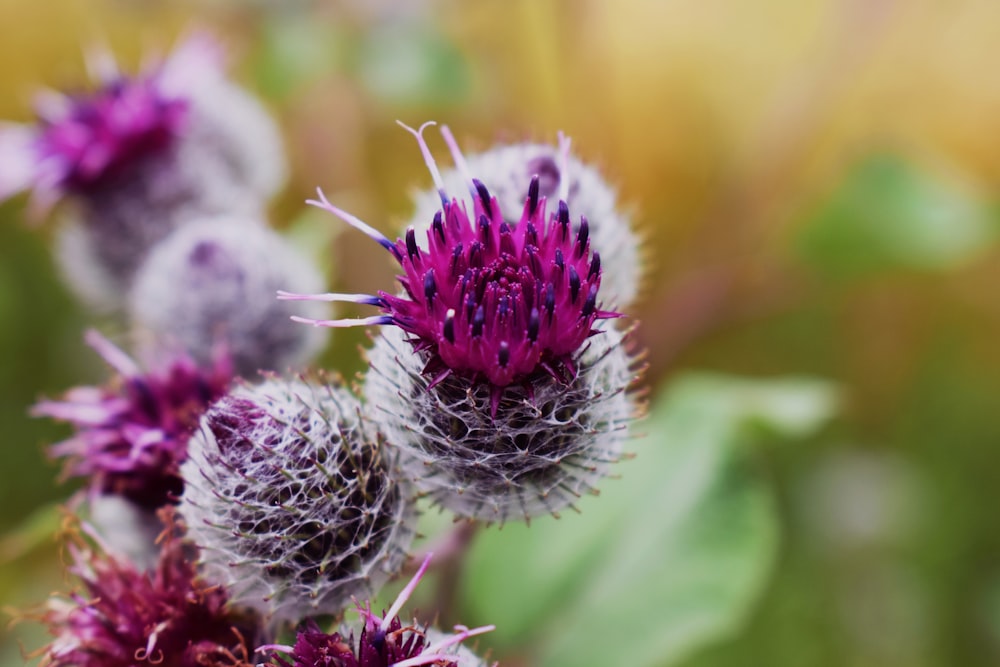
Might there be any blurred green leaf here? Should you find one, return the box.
[463,374,837,667]
[796,154,997,275]
[0,501,60,564]
[354,22,471,107]
[254,16,345,100]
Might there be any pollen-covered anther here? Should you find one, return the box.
[284,122,620,399]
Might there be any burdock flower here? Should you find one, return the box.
[34,514,262,667]
[406,134,642,309]
[0,31,286,305]
[129,217,329,379]
[33,329,232,510]
[260,554,494,667]
[179,378,417,622]
[281,122,641,522]
[281,122,620,412]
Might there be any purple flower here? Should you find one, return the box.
[33,329,231,509]
[35,513,261,667]
[261,555,494,667]
[281,122,618,413]
[0,32,223,213]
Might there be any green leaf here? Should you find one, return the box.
[796,154,997,275]
[462,374,838,667]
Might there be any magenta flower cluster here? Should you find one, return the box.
[282,122,619,412]
[37,517,257,667]
[33,330,231,508]
[35,75,188,193]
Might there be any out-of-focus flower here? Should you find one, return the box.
[180,378,417,622]
[32,329,232,510]
[34,513,262,667]
[260,554,494,667]
[281,122,619,413]
[129,217,329,378]
[0,31,286,304]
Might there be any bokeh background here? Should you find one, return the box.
[3,1,1000,666]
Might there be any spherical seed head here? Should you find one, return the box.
[365,323,638,522]
[130,218,329,378]
[262,554,493,667]
[408,140,642,309]
[32,330,232,509]
[36,515,261,667]
[179,378,418,622]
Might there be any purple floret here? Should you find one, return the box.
[33,329,231,509]
[36,514,260,667]
[281,122,618,409]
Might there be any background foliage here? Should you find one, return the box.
[3,1,1000,666]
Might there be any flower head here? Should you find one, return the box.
[35,513,261,667]
[0,32,223,211]
[179,378,417,621]
[130,217,329,378]
[33,329,232,509]
[281,122,619,413]
[406,139,642,309]
[261,554,494,667]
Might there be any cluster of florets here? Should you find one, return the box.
[34,515,261,667]
[16,25,646,667]
[283,122,641,521]
[261,555,494,667]
[179,378,418,621]
[33,329,232,509]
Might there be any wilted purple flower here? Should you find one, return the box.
[35,513,261,667]
[260,554,494,667]
[281,121,619,414]
[33,329,231,509]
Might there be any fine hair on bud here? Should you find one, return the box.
[365,324,639,523]
[129,217,328,379]
[407,139,642,309]
[179,378,418,621]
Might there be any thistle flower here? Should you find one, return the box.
[129,217,329,378]
[260,554,494,667]
[179,378,417,622]
[32,329,232,510]
[365,324,638,522]
[281,122,640,521]
[0,31,286,301]
[406,137,642,309]
[34,513,262,667]
[280,121,620,414]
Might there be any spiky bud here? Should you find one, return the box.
[129,217,329,379]
[32,329,232,510]
[365,324,637,522]
[260,554,494,667]
[34,513,262,667]
[406,138,641,309]
[0,32,286,303]
[179,378,417,622]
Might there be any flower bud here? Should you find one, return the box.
[129,217,328,378]
[179,378,418,621]
[365,323,638,522]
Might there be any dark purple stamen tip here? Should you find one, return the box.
[498,341,510,367]
[528,308,540,342]
[576,216,590,258]
[432,211,445,243]
[527,175,541,215]
[443,309,456,343]
[589,252,601,280]
[424,270,437,303]
[473,178,493,215]
[406,228,419,259]
[569,265,581,302]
